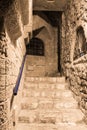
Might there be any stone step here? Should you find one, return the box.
[18,109,84,124]
[54,98,78,109]
[25,71,46,77]
[24,77,65,83]
[16,123,87,130]
[21,97,78,110]
[22,89,73,99]
[24,82,68,90]
[17,74,87,130]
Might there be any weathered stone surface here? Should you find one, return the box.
[62,0,87,69]
[61,0,87,117]
[5,0,22,41]
[0,23,26,130]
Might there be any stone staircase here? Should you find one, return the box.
[16,76,87,130]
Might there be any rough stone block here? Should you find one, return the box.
[39,99,53,109]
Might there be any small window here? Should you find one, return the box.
[26,37,44,56]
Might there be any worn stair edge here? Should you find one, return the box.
[22,89,74,99]
[23,82,68,90]
[24,77,65,83]
[16,123,87,130]
[20,97,78,110]
[18,109,84,124]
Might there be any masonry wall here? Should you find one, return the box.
[62,0,87,115]
[6,33,26,130]
[0,34,8,130]
[0,0,29,129]
[0,32,26,130]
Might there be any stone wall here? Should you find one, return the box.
[0,34,8,130]
[62,0,87,115]
[62,0,87,66]
[5,33,26,130]
[0,31,26,130]
[65,56,87,122]
[0,1,28,130]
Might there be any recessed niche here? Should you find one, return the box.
[74,26,87,60]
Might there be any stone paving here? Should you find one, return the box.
[16,77,87,130]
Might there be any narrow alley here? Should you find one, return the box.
[0,0,87,130]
